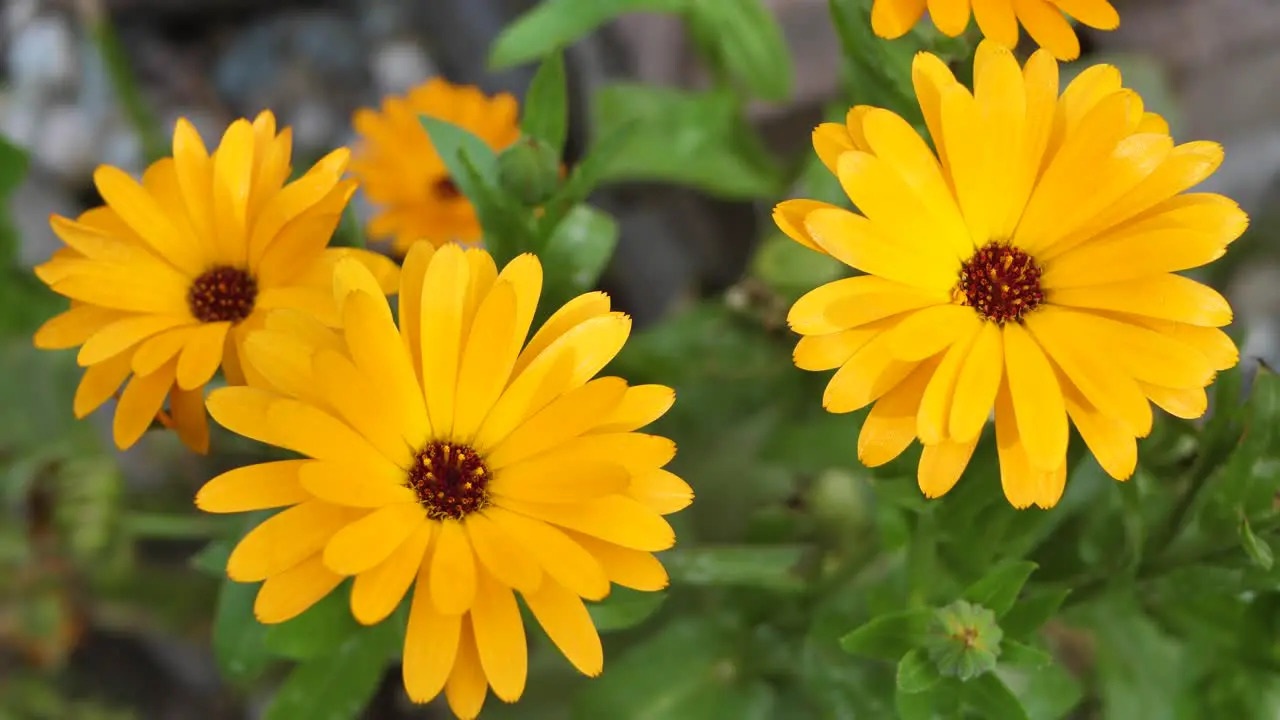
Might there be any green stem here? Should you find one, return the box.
[122,511,226,540]
[906,511,937,608]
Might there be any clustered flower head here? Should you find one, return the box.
[27,1,1248,716]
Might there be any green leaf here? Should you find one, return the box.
[896,648,942,694]
[0,136,27,197]
[894,683,939,720]
[964,672,1030,720]
[264,586,361,660]
[1000,589,1069,638]
[589,84,784,198]
[663,545,806,592]
[587,588,667,631]
[1240,513,1274,570]
[998,640,1051,670]
[539,119,638,233]
[521,51,569,154]
[212,578,271,685]
[262,621,397,720]
[961,561,1038,618]
[686,0,793,101]
[839,608,933,662]
[536,204,618,311]
[490,0,690,69]
[190,537,233,576]
[574,617,735,717]
[750,232,847,303]
[419,116,533,264]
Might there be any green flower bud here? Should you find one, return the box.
[497,136,562,206]
[924,600,1003,681]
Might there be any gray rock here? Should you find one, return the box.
[9,170,80,269]
[30,103,98,182]
[371,39,436,97]
[5,13,78,95]
[213,11,372,157]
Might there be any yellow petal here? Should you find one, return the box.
[324,503,425,575]
[398,240,437,387]
[568,531,670,592]
[268,399,399,471]
[513,291,610,378]
[176,321,229,390]
[170,383,210,454]
[1142,382,1208,420]
[972,0,1018,48]
[196,460,311,513]
[402,567,462,703]
[351,522,434,625]
[804,207,959,290]
[773,198,841,253]
[430,520,477,614]
[835,149,970,262]
[1063,387,1136,481]
[793,322,888,371]
[133,326,196,376]
[34,305,123,350]
[592,384,675,434]
[92,165,206,275]
[205,386,290,446]
[885,304,980,361]
[313,349,417,468]
[470,573,528,702]
[823,328,921,414]
[419,244,470,437]
[627,469,695,515]
[491,460,629,504]
[453,281,521,441]
[465,511,543,594]
[1048,274,1232,327]
[1014,0,1080,60]
[227,500,361,582]
[1042,229,1229,289]
[342,291,432,448]
[254,554,344,624]
[949,321,1004,441]
[521,579,603,676]
[858,358,936,467]
[113,360,177,449]
[445,620,489,720]
[487,377,627,469]
[485,507,609,600]
[79,314,190,367]
[1003,323,1068,471]
[872,0,926,39]
[298,460,416,508]
[1024,307,1152,437]
[789,275,947,336]
[918,437,980,499]
[928,0,971,36]
[917,320,982,444]
[74,351,133,418]
[498,496,675,552]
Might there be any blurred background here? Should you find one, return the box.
[2,0,1280,717]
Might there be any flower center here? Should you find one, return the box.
[187,266,258,324]
[406,441,491,520]
[955,243,1044,324]
[432,177,461,201]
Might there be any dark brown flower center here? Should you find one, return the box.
[432,177,461,201]
[407,441,491,520]
[187,266,258,324]
[956,243,1044,324]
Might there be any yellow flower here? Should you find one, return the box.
[775,41,1245,508]
[351,79,522,256]
[31,111,399,454]
[195,243,692,719]
[872,0,1120,60]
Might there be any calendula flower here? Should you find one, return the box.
[775,41,1244,508]
[351,78,522,255]
[31,111,399,454]
[872,0,1119,60]
[195,243,691,719]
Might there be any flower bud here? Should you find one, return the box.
[924,600,1003,681]
[497,136,562,206]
